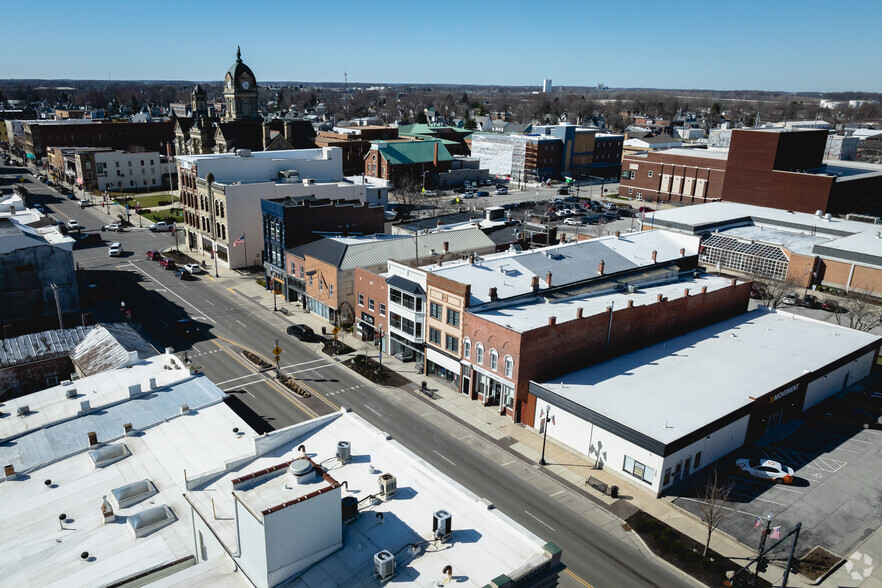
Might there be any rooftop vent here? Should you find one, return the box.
[111,479,157,509]
[433,509,452,541]
[65,387,77,399]
[374,550,396,581]
[288,459,317,485]
[378,473,397,498]
[336,441,351,463]
[816,210,823,217]
[88,443,131,469]
[627,284,637,293]
[236,149,252,157]
[127,505,176,538]
[16,405,29,417]
[824,213,832,221]
[342,495,358,521]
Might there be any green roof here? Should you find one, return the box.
[374,140,453,165]
[398,123,471,137]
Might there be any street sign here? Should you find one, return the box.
[272,346,282,356]
[332,326,340,335]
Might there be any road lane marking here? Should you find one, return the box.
[216,373,265,386]
[227,288,236,293]
[363,405,382,417]
[524,510,555,531]
[727,490,787,506]
[205,299,215,305]
[280,358,326,369]
[235,320,247,327]
[457,434,472,441]
[550,490,565,497]
[126,262,216,323]
[286,364,335,375]
[432,450,456,466]
[222,380,264,395]
[564,569,594,588]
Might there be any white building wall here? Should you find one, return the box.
[803,351,875,411]
[190,505,229,563]
[179,147,343,184]
[94,151,164,191]
[235,496,270,588]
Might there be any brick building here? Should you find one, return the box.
[21,120,174,164]
[364,139,453,184]
[262,195,385,295]
[315,126,399,175]
[618,128,882,215]
[470,134,563,182]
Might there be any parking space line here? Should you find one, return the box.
[726,476,805,494]
[764,447,847,473]
[728,490,788,507]
[785,438,862,453]
[677,497,766,519]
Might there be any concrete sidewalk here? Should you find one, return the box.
[161,244,882,588]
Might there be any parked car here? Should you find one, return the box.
[103,223,123,232]
[475,191,490,197]
[33,204,47,213]
[173,267,192,280]
[184,263,203,275]
[72,232,102,249]
[563,217,583,226]
[463,193,475,199]
[146,250,161,260]
[494,187,508,195]
[286,324,315,342]
[637,206,655,213]
[601,201,618,211]
[557,188,570,195]
[176,319,200,337]
[563,195,579,203]
[108,242,124,257]
[149,221,174,232]
[735,458,795,484]
[820,299,847,313]
[159,257,176,269]
[424,190,438,197]
[66,219,79,230]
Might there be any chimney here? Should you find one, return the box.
[615,230,620,237]
[101,495,116,525]
[548,316,556,326]
[123,423,133,436]
[468,253,475,265]
[598,260,605,275]
[657,294,663,302]
[546,271,552,286]
[87,431,98,447]
[436,259,443,267]
[3,465,14,479]
[531,275,540,292]
[701,286,707,294]
[443,241,449,252]
[730,278,737,286]
[433,141,439,167]
[680,247,686,257]
[651,250,657,262]
[627,300,634,308]
[684,289,690,296]
[489,287,498,301]
[576,307,583,319]
[437,219,443,228]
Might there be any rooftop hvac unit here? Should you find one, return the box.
[378,473,397,498]
[65,387,78,399]
[341,495,358,521]
[374,550,395,580]
[627,284,637,293]
[336,441,351,463]
[16,405,29,416]
[433,509,452,541]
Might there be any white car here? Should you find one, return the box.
[104,223,123,232]
[67,219,79,230]
[108,242,124,257]
[563,217,583,226]
[495,188,508,195]
[184,263,203,275]
[735,458,794,484]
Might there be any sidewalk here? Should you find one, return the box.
[160,245,880,588]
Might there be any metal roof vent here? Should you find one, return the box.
[111,479,157,509]
[127,505,176,538]
[65,387,77,399]
[824,213,832,221]
[88,443,131,469]
[433,509,452,542]
[374,550,396,581]
[16,405,29,417]
[336,441,351,463]
[378,473,397,499]
[815,210,823,217]
[288,459,316,485]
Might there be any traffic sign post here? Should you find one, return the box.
[273,340,281,375]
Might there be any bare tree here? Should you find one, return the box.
[390,174,425,219]
[832,293,882,332]
[696,467,734,556]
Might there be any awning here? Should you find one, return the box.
[386,274,425,296]
[426,348,460,373]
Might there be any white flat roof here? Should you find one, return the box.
[538,309,880,446]
[473,274,733,333]
[720,225,829,256]
[188,411,551,586]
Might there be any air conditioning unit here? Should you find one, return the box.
[374,550,395,580]
[336,441,351,463]
[65,387,77,399]
[433,509,452,541]
[378,473,397,498]
[627,284,637,293]
[16,405,29,417]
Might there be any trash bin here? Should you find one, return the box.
[422,381,427,390]
[610,485,619,499]
[321,326,326,335]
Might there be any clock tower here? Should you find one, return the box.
[223,46,259,121]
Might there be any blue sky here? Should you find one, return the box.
[5,0,880,92]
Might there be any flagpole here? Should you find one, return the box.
[243,232,247,270]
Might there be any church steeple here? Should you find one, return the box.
[223,46,258,121]
[236,45,242,63]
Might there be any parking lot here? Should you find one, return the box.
[672,377,882,560]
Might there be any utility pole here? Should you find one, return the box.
[377,326,383,367]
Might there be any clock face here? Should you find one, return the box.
[241,80,251,90]
[226,78,232,89]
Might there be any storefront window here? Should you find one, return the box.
[623,455,656,485]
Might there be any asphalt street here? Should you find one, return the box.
[7,164,694,588]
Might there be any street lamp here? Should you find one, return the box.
[754,511,774,584]
[538,404,553,465]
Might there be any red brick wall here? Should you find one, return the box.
[354,268,388,335]
[464,281,752,424]
[618,152,726,203]
[0,357,74,401]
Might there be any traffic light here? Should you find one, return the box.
[756,556,769,573]
[789,560,801,574]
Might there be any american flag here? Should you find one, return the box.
[233,234,245,247]
[754,518,764,529]
[770,526,782,540]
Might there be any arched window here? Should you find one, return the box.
[220,202,225,218]
[504,356,513,378]
[463,338,471,359]
[490,350,498,371]
[222,225,226,240]
[475,344,484,365]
